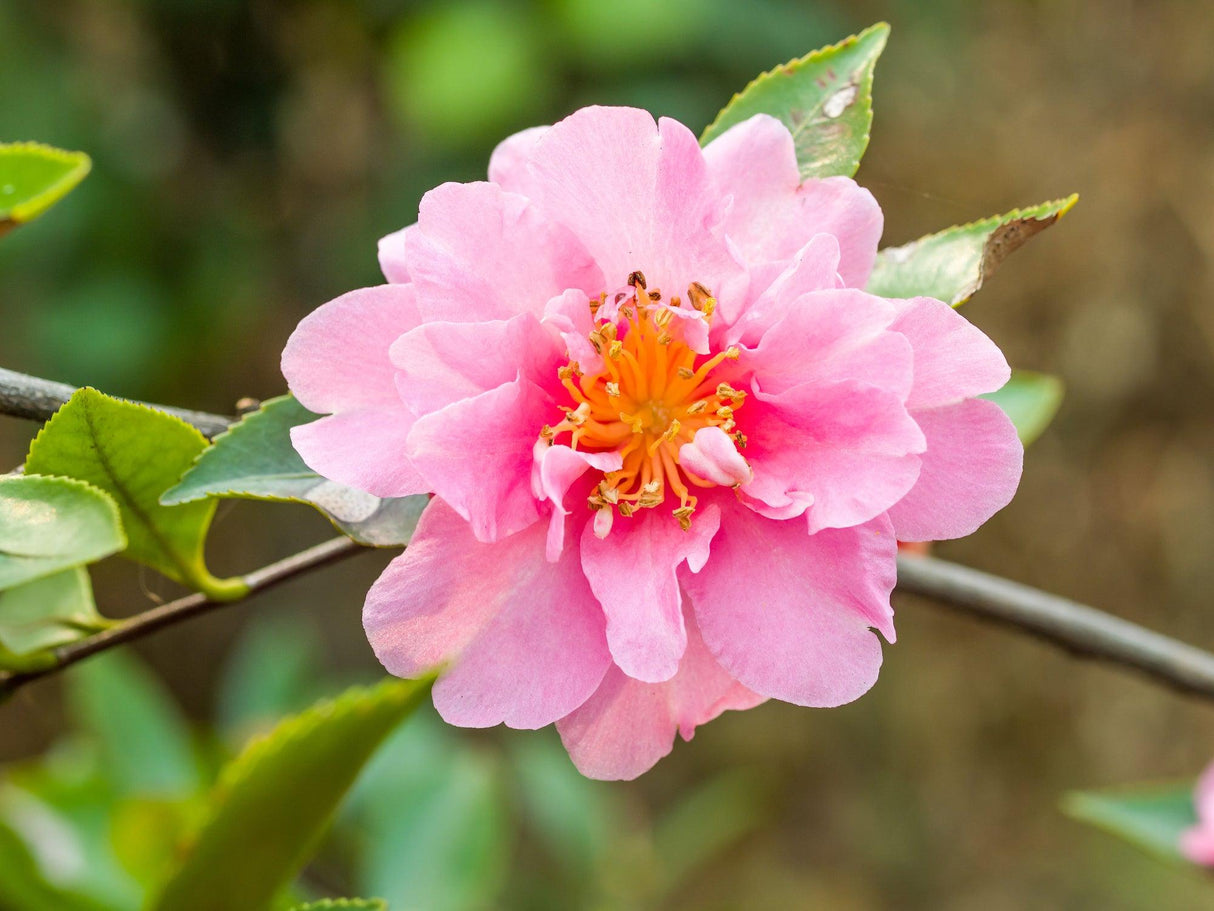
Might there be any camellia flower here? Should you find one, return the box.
[1181,761,1214,865]
[282,106,1022,780]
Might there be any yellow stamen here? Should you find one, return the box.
[544,276,747,531]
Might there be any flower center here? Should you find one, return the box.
[542,273,747,532]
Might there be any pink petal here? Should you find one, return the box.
[406,377,553,542]
[557,595,763,780]
[702,113,882,287]
[891,296,1011,410]
[390,313,564,418]
[742,380,925,531]
[1195,761,1214,822]
[658,303,711,354]
[535,444,622,562]
[405,181,602,323]
[377,225,416,284]
[743,288,909,399]
[290,406,427,498]
[281,284,421,414]
[721,233,842,344]
[679,427,752,488]
[682,502,896,707]
[487,124,549,191]
[365,499,610,729]
[579,504,721,683]
[1181,826,1214,867]
[542,289,604,375]
[516,106,741,297]
[886,398,1023,541]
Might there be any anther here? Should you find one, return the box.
[568,402,591,426]
[628,271,647,289]
[672,504,695,531]
[605,381,620,397]
[686,400,708,415]
[677,366,695,379]
[608,340,623,360]
[618,502,636,518]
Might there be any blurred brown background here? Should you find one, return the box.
[3,0,1214,907]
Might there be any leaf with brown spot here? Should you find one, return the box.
[866,195,1079,306]
[700,23,889,179]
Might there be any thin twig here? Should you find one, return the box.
[0,367,233,437]
[6,369,1214,703]
[0,536,365,698]
[897,554,1214,700]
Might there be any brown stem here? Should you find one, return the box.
[897,554,1214,700]
[0,537,365,698]
[0,367,233,437]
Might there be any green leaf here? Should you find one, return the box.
[149,677,432,911]
[653,769,769,895]
[24,389,245,598]
[0,818,114,911]
[352,719,508,911]
[162,395,425,547]
[508,733,611,881]
[66,651,201,797]
[0,142,91,234]
[983,370,1064,446]
[0,475,125,590]
[1062,782,1197,863]
[216,615,329,746]
[1,764,146,909]
[109,797,193,889]
[286,900,387,911]
[700,22,889,179]
[0,568,109,658]
[866,195,1079,306]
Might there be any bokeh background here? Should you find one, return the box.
[3,0,1214,907]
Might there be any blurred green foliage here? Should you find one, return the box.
[4,0,1214,907]
[0,619,770,910]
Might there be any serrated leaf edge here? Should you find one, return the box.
[286,900,388,911]
[0,473,127,542]
[160,394,316,507]
[25,388,232,592]
[187,677,431,842]
[0,141,92,224]
[700,21,890,176]
[0,474,127,575]
[881,193,1079,251]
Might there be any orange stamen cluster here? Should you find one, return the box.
[541,273,747,531]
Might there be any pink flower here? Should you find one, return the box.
[282,106,1022,780]
[1182,762,1214,864]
